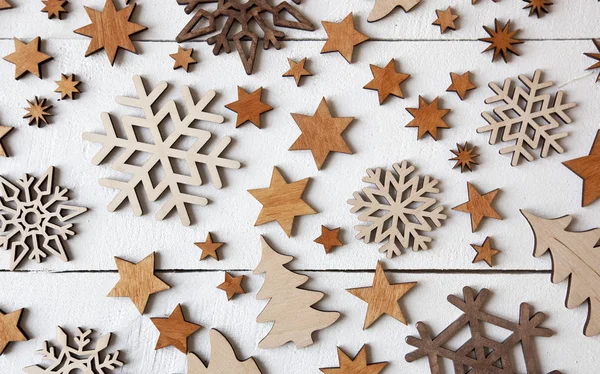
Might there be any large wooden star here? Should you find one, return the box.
[248,167,317,237]
[320,345,388,374]
[74,0,147,65]
[471,236,500,267]
[3,37,52,79]
[0,125,13,158]
[406,96,450,140]
[453,182,502,232]
[289,98,354,170]
[107,252,171,314]
[151,304,201,353]
[321,13,369,63]
[225,86,273,128]
[563,130,600,207]
[363,58,410,104]
[347,262,416,329]
[0,308,27,354]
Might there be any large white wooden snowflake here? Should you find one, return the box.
[348,161,447,258]
[83,75,241,226]
[0,167,87,271]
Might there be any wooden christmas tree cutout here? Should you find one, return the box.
[314,226,343,254]
[3,37,52,79]
[225,87,273,128]
[151,304,201,353]
[217,272,246,300]
[523,0,552,17]
[283,58,312,86]
[479,19,523,63]
[453,182,502,232]
[0,0,12,10]
[320,345,387,374]
[55,74,81,100]
[471,236,500,267]
[522,210,600,336]
[74,0,147,65]
[289,98,354,170]
[248,167,317,237]
[24,97,53,127]
[406,96,451,140]
[585,39,600,82]
[41,0,68,19]
[347,261,416,329]
[563,130,600,207]
[107,252,171,314]
[449,142,479,172]
[0,308,27,354]
[447,71,476,100]
[406,287,554,373]
[321,13,369,63]
[367,0,421,22]
[254,236,340,349]
[432,7,458,33]
[194,232,223,261]
[187,329,262,374]
[170,46,197,72]
[363,58,410,104]
[0,125,13,158]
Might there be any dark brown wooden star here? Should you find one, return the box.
[217,272,246,300]
[447,71,476,100]
[41,0,68,19]
[471,237,501,267]
[321,13,369,63]
[523,0,552,17]
[194,232,223,261]
[170,46,197,72]
[432,7,459,33]
[283,58,312,86]
[151,304,201,353]
[453,182,503,232]
[479,19,524,63]
[225,87,273,128]
[23,97,53,127]
[3,37,52,79]
[563,130,600,207]
[449,142,479,172]
[55,74,81,99]
[314,226,343,254]
[585,39,600,82]
[363,58,410,104]
[406,96,450,140]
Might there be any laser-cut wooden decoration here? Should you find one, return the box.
[320,345,387,374]
[563,130,600,207]
[151,304,201,353]
[471,236,500,267]
[55,74,81,100]
[453,182,502,232]
[449,142,479,172]
[170,46,197,72]
[41,0,68,19]
[194,232,223,261]
[523,0,552,17]
[321,13,369,63]
[0,1,12,10]
[314,226,342,254]
[283,58,312,86]
[3,37,52,79]
[367,0,421,22]
[406,96,451,140]
[23,97,53,127]
[225,86,273,128]
[254,236,340,349]
[432,7,458,33]
[0,125,13,158]
[363,58,410,104]
[479,19,523,63]
[447,71,476,100]
[217,272,246,300]
[0,308,27,354]
[585,39,600,82]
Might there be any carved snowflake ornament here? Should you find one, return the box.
[24,327,123,374]
[0,167,87,271]
[83,75,241,226]
[478,69,576,166]
[348,161,447,258]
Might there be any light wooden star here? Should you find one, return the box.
[432,7,459,33]
[0,308,28,354]
[447,71,476,100]
[283,58,312,86]
[453,182,503,232]
[314,226,343,254]
[406,96,450,140]
[23,97,53,127]
[471,237,501,267]
[363,58,410,104]
[320,345,388,374]
[217,272,246,300]
[151,304,201,353]
[248,167,317,237]
[563,130,600,207]
[321,13,369,63]
[42,0,68,19]
[107,252,171,314]
[55,74,81,99]
[3,37,52,79]
[170,46,197,72]
[194,232,223,261]
[225,86,273,128]
[347,261,416,329]
[0,125,13,158]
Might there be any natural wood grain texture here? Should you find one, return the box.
[0,0,12,10]
[446,71,476,100]
[0,308,27,355]
[479,19,524,63]
[0,125,13,158]
[151,304,201,353]
[321,13,369,63]
[217,272,245,300]
[347,261,416,329]
[585,39,600,82]
[432,7,458,33]
[225,86,273,128]
[563,131,600,206]
[314,226,342,254]
[254,236,340,349]
[41,0,67,19]
[194,233,223,261]
[107,252,171,314]
[363,58,410,104]
[449,142,479,172]
[453,182,502,232]
[471,236,500,267]
[3,37,52,79]
[522,210,600,336]
[289,98,353,169]
[283,58,312,86]
[367,0,420,22]
[320,345,387,374]
[170,46,197,72]
[406,96,450,140]
[187,329,262,374]
[523,0,552,17]
[54,74,81,100]
[73,0,147,65]
[23,97,52,127]
[248,167,316,237]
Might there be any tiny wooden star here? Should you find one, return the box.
[320,345,388,374]
[55,74,81,100]
[449,142,480,172]
[23,97,53,127]
[225,86,273,128]
[0,308,28,354]
[314,226,343,254]
[432,7,459,33]
[0,0,12,10]
[523,0,552,17]
[363,58,410,104]
[194,232,223,261]
[321,13,369,63]
[283,58,312,86]
[471,237,501,267]
[406,96,450,140]
[453,182,503,232]
[563,130,600,207]
[447,71,476,100]
[3,37,52,79]
[479,19,524,63]
[41,0,68,19]
[0,125,13,158]
[170,46,197,72]
[585,39,600,82]
[347,261,416,329]
[151,304,201,353]
[217,272,246,300]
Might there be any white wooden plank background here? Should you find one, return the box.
[0,0,599,373]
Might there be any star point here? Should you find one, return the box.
[563,130,600,207]
[320,345,388,374]
[0,308,28,354]
[0,125,14,158]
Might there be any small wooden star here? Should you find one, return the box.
[432,7,459,33]
[194,232,223,261]
[479,19,524,63]
[447,71,476,100]
[471,237,501,267]
[23,97,53,127]
[449,142,480,172]
[283,58,312,86]
[523,0,552,17]
[406,96,450,140]
[347,261,416,329]
[0,308,28,354]
[363,58,410,104]
[453,182,503,232]
[3,37,52,79]
[225,86,273,128]
[0,0,12,10]
[585,39,600,82]
[563,130,600,207]
[151,304,201,353]
[320,345,388,374]
[0,125,14,158]
[217,272,246,300]
[321,13,369,63]
[314,226,343,254]
[170,46,197,72]
[55,74,81,100]
[41,0,68,19]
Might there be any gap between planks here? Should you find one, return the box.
[0,268,552,274]
[0,37,594,42]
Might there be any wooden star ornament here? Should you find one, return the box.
[449,142,480,172]
[447,71,476,100]
[363,58,410,104]
[321,13,369,63]
[585,39,600,82]
[347,261,416,329]
[314,226,343,254]
[320,345,388,374]
[283,58,312,86]
[194,232,223,261]
[217,272,246,300]
[523,0,552,17]
[0,0,12,10]
[41,0,68,19]
[3,37,52,79]
[0,125,13,158]
[170,46,197,72]
[432,7,458,33]
[406,96,451,140]
[225,87,273,128]
[0,308,28,354]
[563,130,600,207]
[23,97,53,127]
[151,304,201,353]
[453,182,503,232]
[479,19,523,63]
[55,74,81,100]
[471,236,501,267]
[289,98,354,169]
